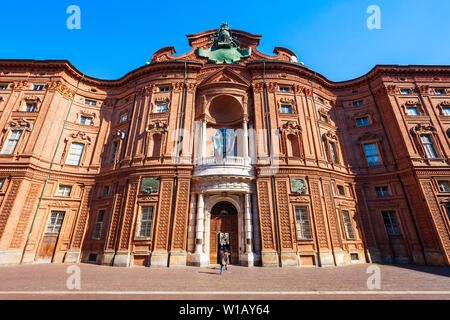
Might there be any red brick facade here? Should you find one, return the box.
[0,25,449,267]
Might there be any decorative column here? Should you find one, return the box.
[201,118,207,159]
[242,118,249,159]
[242,193,254,266]
[251,194,262,264]
[190,193,208,266]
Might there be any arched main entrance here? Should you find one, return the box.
[209,201,239,264]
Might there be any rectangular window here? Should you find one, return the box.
[26,103,37,112]
[0,84,8,90]
[375,186,390,197]
[442,107,450,116]
[294,206,313,240]
[156,103,167,113]
[109,141,119,164]
[356,116,370,127]
[382,210,401,236]
[280,105,292,114]
[102,185,110,197]
[65,143,84,166]
[342,210,356,239]
[92,210,106,240]
[320,114,328,122]
[1,130,22,155]
[45,211,65,234]
[56,185,72,197]
[158,86,170,92]
[406,107,419,116]
[400,89,411,95]
[138,206,154,238]
[446,205,450,220]
[0,178,5,191]
[317,97,325,104]
[80,116,93,125]
[420,135,438,159]
[85,99,97,106]
[119,113,128,123]
[279,86,290,92]
[337,185,345,196]
[329,141,338,164]
[352,100,364,107]
[435,89,445,95]
[363,143,381,166]
[33,84,44,91]
[438,181,450,193]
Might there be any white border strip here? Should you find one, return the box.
[0,291,449,295]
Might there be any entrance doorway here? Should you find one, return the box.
[209,201,238,265]
[37,211,65,262]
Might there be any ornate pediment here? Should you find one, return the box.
[281,121,302,134]
[71,131,92,144]
[357,131,382,142]
[147,121,168,133]
[198,67,250,88]
[411,123,436,135]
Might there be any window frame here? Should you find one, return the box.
[45,211,65,234]
[1,129,23,155]
[280,104,292,114]
[136,206,155,238]
[355,116,370,127]
[92,209,106,240]
[420,134,439,159]
[294,206,313,240]
[375,186,390,197]
[352,100,364,107]
[155,103,168,113]
[79,116,93,125]
[437,180,450,193]
[65,142,85,166]
[381,210,402,236]
[278,86,291,93]
[56,185,72,197]
[341,210,356,240]
[362,142,382,166]
[33,84,44,91]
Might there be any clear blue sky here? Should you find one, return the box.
[1,0,449,81]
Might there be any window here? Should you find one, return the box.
[80,116,93,125]
[317,97,325,104]
[158,86,170,92]
[26,103,37,112]
[420,135,438,159]
[0,84,8,90]
[445,205,450,220]
[45,211,65,234]
[119,113,128,123]
[1,130,22,154]
[329,141,339,164]
[294,206,313,240]
[137,206,154,238]
[375,186,390,197]
[406,107,419,116]
[109,141,119,164]
[155,103,167,113]
[442,107,450,116]
[279,86,290,92]
[280,105,292,114]
[400,89,411,95]
[352,100,364,107]
[356,116,370,127]
[438,181,450,193]
[92,210,106,240]
[0,178,5,191]
[213,128,236,159]
[363,143,382,166]
[435,89,445,95]
[382,211,401,236]
[85,99,97,106]
[342,210,356,239]
[33,84,44,91]
[320,114,328,122]
[56,185,72,197]
[350,253,359,261]
[102,185,110,197]
[337,185,345,196]
[65,143,84,166]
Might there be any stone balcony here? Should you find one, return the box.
[193,156,254,177]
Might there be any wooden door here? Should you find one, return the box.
[37,211,65,262]
[209,214,238,264]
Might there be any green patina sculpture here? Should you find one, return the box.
[141,177,160,194]
[291,178,307,194]
[198,22,251,64]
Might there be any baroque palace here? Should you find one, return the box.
[0,24,449,268]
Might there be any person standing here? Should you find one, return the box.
[219,247,227,275]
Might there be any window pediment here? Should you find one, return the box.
[357,132,382,143]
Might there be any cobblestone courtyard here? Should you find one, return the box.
[0,263,449,299]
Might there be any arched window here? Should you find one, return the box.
[213,128,236,159]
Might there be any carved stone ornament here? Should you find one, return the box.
[111,129,126,140]
[24,95,41,102]
[71,131,92,144]
[6,118,33,132]
[281,121,302,134]
[411,123,436,135]
[291,178,307,194]
[147,121,168,133]
[357,131,381,142]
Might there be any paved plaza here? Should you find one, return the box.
[0,263,449,300]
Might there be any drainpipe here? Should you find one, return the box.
[262,61,282,266]
[20,74,85,264]
[365,74,426,264]
[167,61,188,266]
